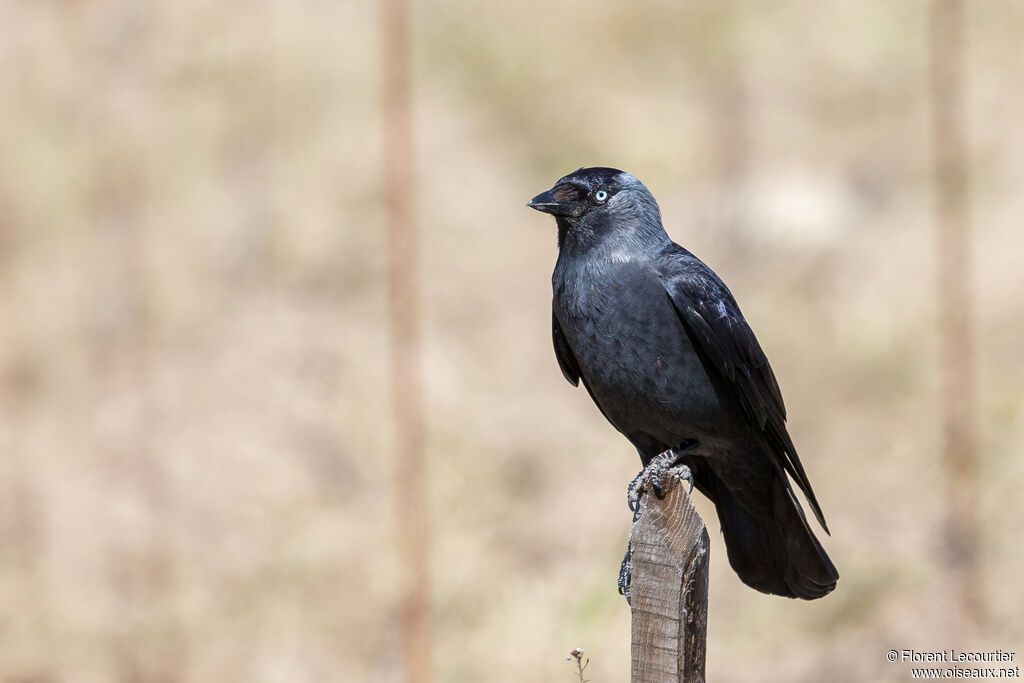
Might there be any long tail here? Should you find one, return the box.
[695,456,838,600]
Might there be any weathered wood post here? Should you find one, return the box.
[629,470,710,683]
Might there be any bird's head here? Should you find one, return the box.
[527,167,663,248]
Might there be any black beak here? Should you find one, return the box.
[527,188,578,217]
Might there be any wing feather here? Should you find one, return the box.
[659,247,829,532]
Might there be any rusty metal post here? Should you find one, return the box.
[381,0,432,680]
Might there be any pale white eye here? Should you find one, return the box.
[594,189,608,202]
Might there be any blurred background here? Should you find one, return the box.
[1,1,1022,681]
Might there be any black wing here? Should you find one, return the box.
[552,310,581,386]
[552,308,625,430]
[658,246,829,532]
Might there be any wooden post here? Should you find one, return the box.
[629,474,710,683]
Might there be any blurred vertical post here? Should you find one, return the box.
[0,160,41,579]
[929,0,981,632]
[0,2,41,594]
[381,0,432,680]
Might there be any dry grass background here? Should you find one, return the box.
[0,1,1022,681]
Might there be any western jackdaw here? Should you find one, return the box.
[528,167,838,600]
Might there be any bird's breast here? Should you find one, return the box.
[553,260,728,439]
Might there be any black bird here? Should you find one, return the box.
[528,167,838,599]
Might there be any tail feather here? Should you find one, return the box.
[704,460,838,600]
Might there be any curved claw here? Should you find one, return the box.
[679,466,695,495]
[617,544,633,604]
[626,467,647,514]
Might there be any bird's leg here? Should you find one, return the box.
[626,440,698,515]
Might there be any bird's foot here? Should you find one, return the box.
[626,441,697,520]
[618,543,633,604]
[626,469,647,517]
